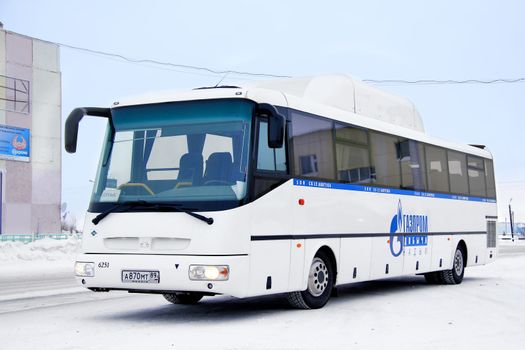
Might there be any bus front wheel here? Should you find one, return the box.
[163,292,203,305]
[287,251,334,309]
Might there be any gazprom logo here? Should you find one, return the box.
[389,200,429,257]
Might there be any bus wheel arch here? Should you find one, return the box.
[425,241,467,285]
[457,240,468,267]
[317,245,338,285]
[287,246,337,309]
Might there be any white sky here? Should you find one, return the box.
[1,0,524,223]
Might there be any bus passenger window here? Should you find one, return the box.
[447,151,469,195]
[425,146,449,193]
[335,124,373,184]
[369,132,401,188]
[467,155,487,197]
[398,139,426,190]
[485,159,496,198]
[291,112,335,179]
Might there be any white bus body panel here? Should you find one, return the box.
[79,179,497,298]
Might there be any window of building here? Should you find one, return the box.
[398,139,426,190]
[467,155,487,197]
[425,145,449,193]
[291,111,335,179]
[369,132,401,188]
[447,150,469,195]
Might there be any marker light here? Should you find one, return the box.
[188,265,229,281]
[75,262,95,277]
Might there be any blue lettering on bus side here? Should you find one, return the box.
[389,200,429,257]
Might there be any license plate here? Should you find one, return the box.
[122,270,160,284]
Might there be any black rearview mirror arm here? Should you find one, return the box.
[65,107,112,153]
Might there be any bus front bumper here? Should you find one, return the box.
[74,253,250,298]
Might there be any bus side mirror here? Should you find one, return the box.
[65,107,111,153]
[258,103,285,148]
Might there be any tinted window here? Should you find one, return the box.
[398,139,426,190]
[370,132,401,188]
[335,124,373,183]
[257,121,286,172]
[291,111,335,179]
[485,159,496,198]
[467,155,486,197]
[425,146,449,193]
[447,151,468,195]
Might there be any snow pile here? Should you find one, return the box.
[0,236,82,263]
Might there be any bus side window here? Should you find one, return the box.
[425,145,450,193]
[369,132,401,188]
[398,139,426,190]
[447,150,469,195]
[467,155,487,197]
[335,124,373,184]
[257,121,286,172]
[485,159,496,198]
[253,119,288,198]
[290,111,335,179]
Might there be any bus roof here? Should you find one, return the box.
[114,75,492,159]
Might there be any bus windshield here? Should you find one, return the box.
[89,99,254,212]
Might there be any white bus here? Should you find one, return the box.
[68,75,497,309]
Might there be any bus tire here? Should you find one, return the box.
[286,251,334,309]
[163,292,203,305]
[423,272,440,284]
[437,245,466,285]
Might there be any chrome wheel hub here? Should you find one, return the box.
[308,257,329,297]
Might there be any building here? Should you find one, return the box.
[0,25,61,234]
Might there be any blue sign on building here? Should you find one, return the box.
[0,124,30,162]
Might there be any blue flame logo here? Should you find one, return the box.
[389,200,404,257]
[389,200,429,257]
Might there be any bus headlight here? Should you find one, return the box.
[75,262,95,277]
[188,265,229,281]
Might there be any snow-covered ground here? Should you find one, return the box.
[1,242,525,350]
[0,237,82,302]
[0,237,80,275]
[0,236,81,262]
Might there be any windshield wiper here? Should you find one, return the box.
[92,200,214,225]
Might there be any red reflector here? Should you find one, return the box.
[298,199,305,206]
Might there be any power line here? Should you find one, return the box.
[57,42,292,79]
[53,40,525,85]
[363,78,525,85]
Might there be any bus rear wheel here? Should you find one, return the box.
[287,251,334,309]
[424,245,466,285]
[163,292,204,305]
